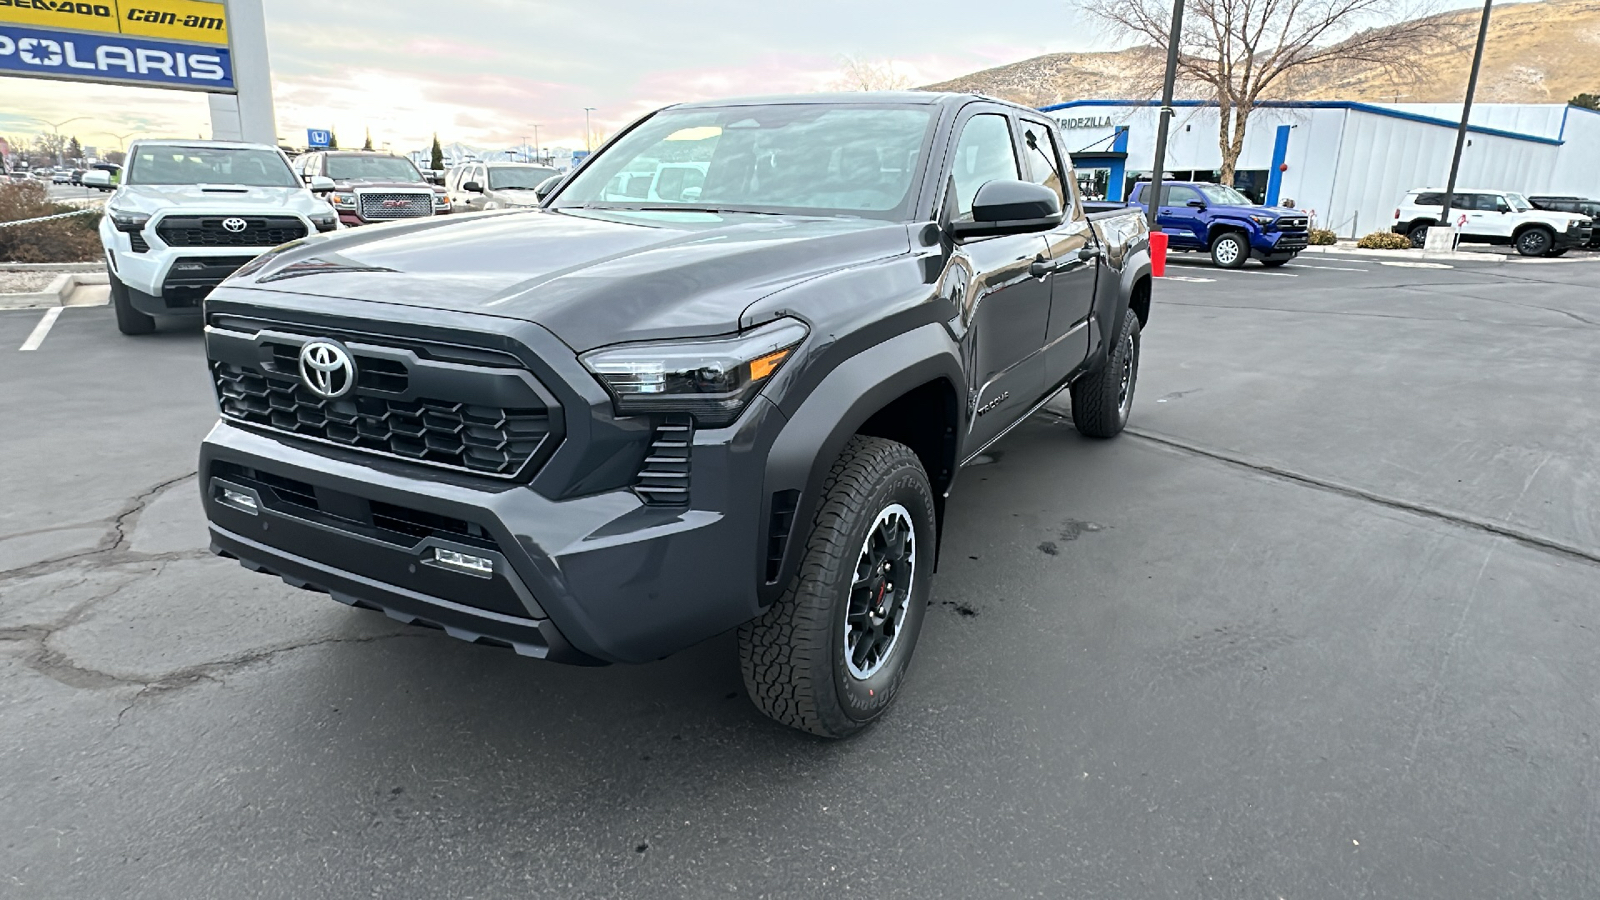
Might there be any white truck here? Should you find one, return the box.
[89,140,340,335]
[1393,188,1593,257]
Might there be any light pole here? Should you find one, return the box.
[1440,0,1493,231]
[1146,0,1185,229]
[583,108,596,152]
[531,124,541,165]
[40,116,90,166]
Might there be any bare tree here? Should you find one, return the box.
[833,56,914,92]
[1083,0,1459,185]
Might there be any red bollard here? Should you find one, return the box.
[1150,231,1168,277]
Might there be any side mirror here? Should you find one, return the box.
[81,170,111,188]
[534,175,560,202]
[1186,199,1207,209]
[463,181,483,193]
[309,175,335,193]
[949,180,1063,240]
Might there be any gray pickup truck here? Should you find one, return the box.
[199,92,1153,738]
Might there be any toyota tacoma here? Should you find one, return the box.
[199,93,1153,738]
[1088,180,1309,268]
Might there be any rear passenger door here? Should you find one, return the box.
[943,108,1054,456]
[1018,116,1093,380]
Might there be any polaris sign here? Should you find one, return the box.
[0,22,233,91]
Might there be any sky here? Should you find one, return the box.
[2,0,1117,157]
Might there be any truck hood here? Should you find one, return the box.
[110,184,327,216]
[232,208,912,351]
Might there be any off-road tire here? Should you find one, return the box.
[1406,223,1432,248]
[1545,248,1569,258]
[1209,232,1248,269]
[109,266,155,335]
[1516,227,1554,257]
[1070,308,1141,439]
[738,436,936,739]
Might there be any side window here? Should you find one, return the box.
[1164,185,1203,207]
[1415,192,1444,207]
[949,113,1020,221]
[1020,121,1066,211]
[1490,194,1510,212]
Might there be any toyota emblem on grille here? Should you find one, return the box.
[221,217,249,233]
[381,199,410,208]
[297,340,356,400]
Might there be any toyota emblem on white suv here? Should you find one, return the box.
[297,340,356,399]
[221,217,249,233]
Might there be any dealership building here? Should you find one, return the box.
[1042,100,1600,238]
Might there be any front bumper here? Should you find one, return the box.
[102,216,311,317]
[197,301,783,665]
[1254,230,1309,256]
[1554,226,1593,250]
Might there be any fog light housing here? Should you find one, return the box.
[219,487,258,514]
[432,548,494,577]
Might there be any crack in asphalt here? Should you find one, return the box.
[0,470,199,582]
[1123,426,1600,569]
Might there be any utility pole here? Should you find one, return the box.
[532,124,541,165]
[1147,0,1185,230]
[1441,0,1493,230]
[584,108,597,152]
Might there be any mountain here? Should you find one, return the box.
[922,0,1600,106]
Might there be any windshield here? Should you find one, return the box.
[125,146,297,188]
[552,104,935,218]
[489,166,559,190]
[325,155,425,183]
[1505,192,1533,212]
[1195,183,1254,206]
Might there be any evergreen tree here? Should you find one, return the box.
[430,133,444,171]
[363,128,374,151]
[1571,93,1600,111]
[328,131,339,149]
[67,135,82,162]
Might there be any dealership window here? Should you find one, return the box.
[1078,168,1111,201]
[1232,170,1268,204]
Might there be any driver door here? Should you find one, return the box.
[1157,185,1208,248]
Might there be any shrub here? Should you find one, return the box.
[0,180,103,264]
[1355,231,1413,250]
[1308,228,1337,245]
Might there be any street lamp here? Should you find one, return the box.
[583,108,596,152]
[1146,0,1185,230]
[531,123,541,165]
[1439,0,1494,232]
[39,116,90,166]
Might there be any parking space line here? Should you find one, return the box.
[1288,263,1369,272]
[19,307,64,352]
[1168,264,1298,278]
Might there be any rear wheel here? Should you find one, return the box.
[1070,307,1141,439]
[109,265,155,336]
[1406,223,1432,248]
[1209,232,1248,269]
[1516,227,1554,257]
[738,436,935,739]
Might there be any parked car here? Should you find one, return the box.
[1528,196,1600,249]
[197,92,1154,738]
[446,162,559,212]
[51,170,72,184]
[93,140,338,335]
[1392,188,1592,256]
[1087,180,1309,268]
[290,150,449,226]
[86,162,121,191]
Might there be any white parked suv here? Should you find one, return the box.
[94,140,339,335]
[1393,188,1592,257]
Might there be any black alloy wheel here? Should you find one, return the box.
[1407,224,1431,248]
[1516,227,1554,257]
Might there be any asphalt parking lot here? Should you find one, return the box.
[3,253,1599,899]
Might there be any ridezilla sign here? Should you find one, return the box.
[0,0,234,90]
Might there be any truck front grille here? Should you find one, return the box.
[357,191,433,220]
[157,215,308,247]
[214,363,552,478]
[1277,217,1309,231]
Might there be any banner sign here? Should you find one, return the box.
[0,0,227,46]
[0,22,233,90]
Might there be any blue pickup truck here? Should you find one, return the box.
[1087,181,1310,268]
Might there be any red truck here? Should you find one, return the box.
[291,151,450,226]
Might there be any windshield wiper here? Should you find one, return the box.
[584,204,787,216]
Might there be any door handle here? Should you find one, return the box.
[1029,256,1056,278]
[1077,246,1099,262]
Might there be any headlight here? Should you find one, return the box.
[309,211,338,233]
[580,318,808,427]
[1249,214,1274,227]
[433,194,450,208]
[329,193,357,209]
[107,206,150,233]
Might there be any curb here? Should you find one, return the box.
[1,262,103,273]
[1300,245,1504,263]
[0,272,110,309]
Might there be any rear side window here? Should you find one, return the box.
[1414,192,1445,206]
[950,114,1020,221]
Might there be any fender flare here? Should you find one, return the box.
[757,322,964,604]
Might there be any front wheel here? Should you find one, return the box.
[739,436,936,739]
[1070,307,1141,438]
[1407,224,1432,248]
[1545,248,1569,258]
[1516,227,1554,257]
[1209,232,1248,268]
[109,265,155,335]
